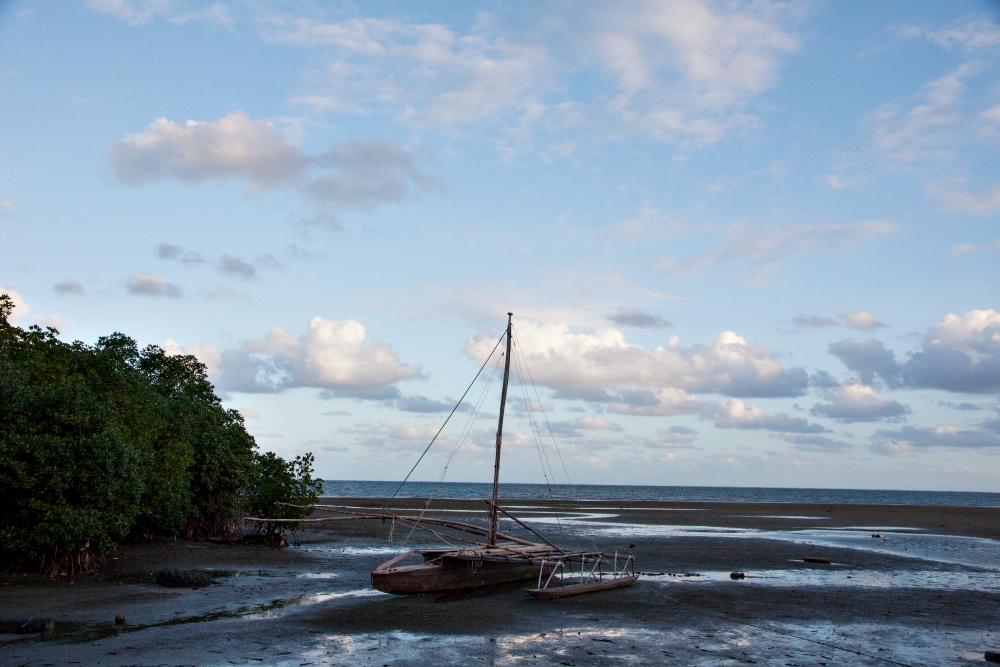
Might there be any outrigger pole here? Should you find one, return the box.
[488,312,514,546]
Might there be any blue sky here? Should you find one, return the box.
[2,0,999,490]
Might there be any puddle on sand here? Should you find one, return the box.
[556,519,1000,570]
[0,588,388,646]
[296,623,988,666]
[729,515,831,520]
[642,568,1000,593]
[299,545,409,558]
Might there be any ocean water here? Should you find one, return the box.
[320,480,1000,507]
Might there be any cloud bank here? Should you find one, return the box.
[467,320,808,398]
[110,111,440,210]
[830,309,1000,393]
[166,316,419,397]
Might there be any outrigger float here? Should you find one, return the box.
[254,314,637,599]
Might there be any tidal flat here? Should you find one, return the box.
[3,499,1000,666]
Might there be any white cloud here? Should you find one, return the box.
[111,111,307,187]
[950,239,1000,257]
[219,254,256,280]
[53,279,85,296]
[653,425,698,447]
[86,0,230,27]
[610,202,692,241]
[869,62,977,163]
[825,174,856,190]
[829,309,1000,393]
[468,319,808,397]
[930,183,1000,214]
[608,387,704,416]
[704,398,829,433]
[0,287,67,331]
[262,2,800,146]
[565,415,623,431]
[157,243,205,266]
[838,310,884,330]
[209,316,419,395]
[110,111,439,208]
[872,425,1000,455]
[344,421,455,452]
[659,219,896,284]
[1,287,31,322]
[809,383,910,423]
[164,339,224,380]
[247,318,419,390]
[592,0,801,145]
[605,306,672,328]
[125,272,182,297]
[778,433,851,453]
[266,16,550,129]
[32,314,68,330]
[905,16,1000,52]
[792,315,838,329]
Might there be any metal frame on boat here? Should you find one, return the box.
[526,551,637,600]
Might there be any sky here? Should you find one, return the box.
[2,0,999,491]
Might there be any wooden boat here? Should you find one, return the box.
[254,314,638,598]
[368,313,637,597]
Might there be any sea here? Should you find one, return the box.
[320,480,1000,507]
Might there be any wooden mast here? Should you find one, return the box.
[488,312,514,546]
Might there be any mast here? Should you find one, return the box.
[488,312,513,546]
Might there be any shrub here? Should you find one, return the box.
[242,452,323,545]
[0,293,321,573]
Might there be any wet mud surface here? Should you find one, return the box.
[3,499,1000,666]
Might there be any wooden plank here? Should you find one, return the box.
[525,575,638,600]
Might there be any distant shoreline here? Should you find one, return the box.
[319,480,1000,507]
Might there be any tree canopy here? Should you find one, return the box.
[0,294,321,575]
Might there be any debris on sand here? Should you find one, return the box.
[872,533,886,539]
[0,618,55,634]
[156,569,213,588]
[730,572,745,580]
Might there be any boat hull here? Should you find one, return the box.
[526,575,638,600]
[372,555,548,595]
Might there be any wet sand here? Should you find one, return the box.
[3,499,1000,666]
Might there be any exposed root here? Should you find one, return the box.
[39,543,105,578]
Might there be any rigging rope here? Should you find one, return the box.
[510,341,573,547]
[512,327,599,552]
[381,331,506,515]
[396,348,506,549]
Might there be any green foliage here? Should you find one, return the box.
[0,294,321,573]
[243,452,323,521]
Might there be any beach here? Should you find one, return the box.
[3,498,1000,666]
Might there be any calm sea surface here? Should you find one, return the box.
[320,480,1000,507]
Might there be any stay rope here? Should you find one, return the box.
[396,348,506,549]
[381,332,506,515]
[512,327,598,551]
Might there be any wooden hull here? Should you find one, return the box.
[525,575,638,600]
[372,555,548,595]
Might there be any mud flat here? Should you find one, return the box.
[3,499,1000,666]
